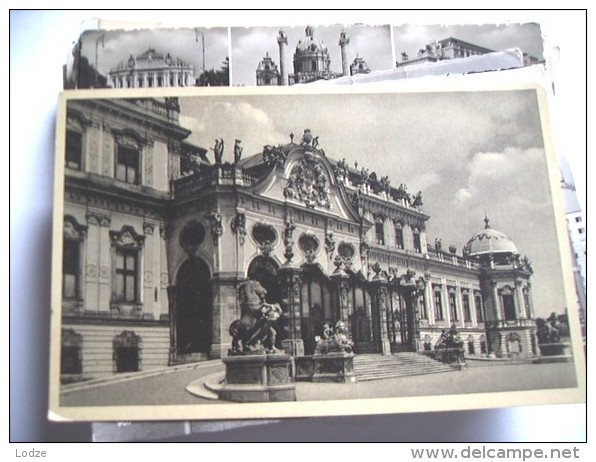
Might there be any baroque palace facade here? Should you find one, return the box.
[60,97,538,379]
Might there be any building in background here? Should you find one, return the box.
[108,48,195,88]
[560,165,587,332]
[397,37,543,68]
[256,26,371,85]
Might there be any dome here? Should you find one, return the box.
[295,26,329,55]
[463,216,518,258]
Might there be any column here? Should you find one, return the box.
[84,214,100,312]
[278,265,304,356]
[277,30,288,86]
[443,284,451,326]
[456,285,464,328]
[515,280,525,319]
[331,273,352,333]
[425,280,435,325]
[339,30,350,77]
[371,279,391,355]
[492,281,501,320]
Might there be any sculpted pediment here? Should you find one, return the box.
[251,133,359,222]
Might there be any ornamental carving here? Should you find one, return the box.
[205,212,224,245]
[86,212,111,227]
[333,158,349,184]
[298,233,320,263]
[110,225,145,248]
[64,216,87,240]
[230,210,247,245]
[262,144,287,167]
[283,217,296,262]
[284,153,331,209]
[143,222,155,235]
[325,231,335,256]
[252,223,277,256]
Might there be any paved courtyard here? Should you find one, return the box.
[60,360,579,407]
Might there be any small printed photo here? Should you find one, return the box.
[230,24,394,86]
[393,23,544,68]
[66,27,230,89]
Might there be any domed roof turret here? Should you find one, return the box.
[463,215,518,258]
[295,26,329,55]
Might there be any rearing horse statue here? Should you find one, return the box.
[228,280,285,354]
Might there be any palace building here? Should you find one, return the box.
[108,48,195,89]
[60,96,539,380]
[397,37,543,68]
[256,26,371,86]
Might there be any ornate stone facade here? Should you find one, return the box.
[60,96,539,381]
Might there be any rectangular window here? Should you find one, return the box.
[419,296,427,319]
[116,145,139,184]
[63,240,80,299]
[462,292,471,322]
[575,216,582,223]
[449,291,458,321]
[375,222,385,245]
[394,225,404,249]
[413,231,422,253]
[115,248,137,302]
[433,287,443,320]
[502,293,516,320]
[66,130,83,170]
[475,293,484,322]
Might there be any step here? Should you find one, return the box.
[352,353,458,381]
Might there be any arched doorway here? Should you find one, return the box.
[247,256,282,305]
[175,258,212,355]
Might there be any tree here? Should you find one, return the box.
[196,57,229,86]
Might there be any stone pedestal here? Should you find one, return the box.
[219,353,296,402]
[534,342,573,363]
[313,353,356,383]
[294,353,356,383]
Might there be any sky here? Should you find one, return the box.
[231,24,393,86]
[176,88,569,320]
[78,27,229,79]
[394,23,544,63]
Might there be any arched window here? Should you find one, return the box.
[374,214,385,245]
[247,256,281,304]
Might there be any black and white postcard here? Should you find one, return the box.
[49,78,585,421]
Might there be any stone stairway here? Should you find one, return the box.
[353,353,457,381]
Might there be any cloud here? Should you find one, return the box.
[179,98,286,157]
